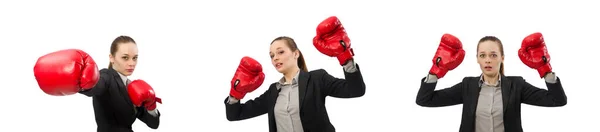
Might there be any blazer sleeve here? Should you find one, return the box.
[225,84,272,121]
[416,77,465,107]
[78,70,109,97]
[320,64,366,98]
[520,77,567,106]
[136,108,160,129]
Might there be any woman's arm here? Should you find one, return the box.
[136,108,160,129]
[416,74,464,107]
[321,60,366,98]
[225,84,272,121]
[78,69,109,97]
[521,73,567,106]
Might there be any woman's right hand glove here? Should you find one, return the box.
[229,56,266,100]
[429,34,466,79]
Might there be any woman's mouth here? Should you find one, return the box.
[275,63,283,69]
[126,69,134,72]
[484,66,492,71]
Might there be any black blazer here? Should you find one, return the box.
[416,74,567,132]
[79,68,160,132]
[225,64,366,132]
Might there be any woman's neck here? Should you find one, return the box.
[483,73,499,85]
[283,67,300,84]
[113,67,128,77]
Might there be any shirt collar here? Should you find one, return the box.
[117,71,129,85]
[479,73,501,87]
[276,70,300,90]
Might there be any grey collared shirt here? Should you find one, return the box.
[475,75,503,132]
[274,70,303,132]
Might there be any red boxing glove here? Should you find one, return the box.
[519,32,553,78]
[429,34,466,79]
[230,56,265,100]
[313,16,354,65]
[33,49,100,96]
[128,79,162,110]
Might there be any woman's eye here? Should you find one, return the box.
[491,54,498,57]
[122,57,128,60]
[278,51,284,54]
[479,54,485,58]
[270,55,274,58]
[133,57,138,60]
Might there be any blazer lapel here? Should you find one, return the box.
[109,68,133,106]
[298,71,309,109]
[270,85,279,113]
[500,75,512,113]
[470,77,482,115]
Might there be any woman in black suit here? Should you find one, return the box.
[416,33,567,132]
[78,36,160,132]
[225,35,366,132]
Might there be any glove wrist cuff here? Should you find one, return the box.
[537,63,553,78]
[146,103,157,110]
[229,88,246,100]
[337,48,354,65]
[429,65,448,79]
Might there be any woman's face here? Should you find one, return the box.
[110,42,138,76]
[269,40,299,74]
[477,41,504,77]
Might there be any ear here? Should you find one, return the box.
[294,50,300,59]
[109,54,115,63]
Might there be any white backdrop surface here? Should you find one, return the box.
[0,0,598,132]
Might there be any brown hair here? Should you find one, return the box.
[270,36,308,72]
[477,36,505,75]
[108,36,136,69]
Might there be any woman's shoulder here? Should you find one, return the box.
[461,75,525,81]
[460,76,480,82]
[308,69,327,75]
[504,75,526,83]
[98,68,116,77]
[504,76,524,79]
[99,68,111,74]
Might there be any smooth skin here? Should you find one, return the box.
[477,40,504,84]
[269,40,300,84]
[109,42,138,76]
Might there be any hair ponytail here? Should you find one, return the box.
[500,62,504,75]
[108,63,113,69]
[298,51,308,72]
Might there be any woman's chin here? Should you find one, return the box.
[123,72,133,76]
[275,68,284,73]
[483,71,497,77]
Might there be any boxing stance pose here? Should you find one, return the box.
[225,16,366,132]
[416,33,567,132]
[33,36,161,132]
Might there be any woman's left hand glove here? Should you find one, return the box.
[519,32,553,78]
[313,16,354,66]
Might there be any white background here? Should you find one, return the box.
[0,0,597,132]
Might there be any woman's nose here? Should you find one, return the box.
[128,60,136,66]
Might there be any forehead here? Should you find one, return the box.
[478,41,500,52]
[116,42,138,55]
[270,40,289,51]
